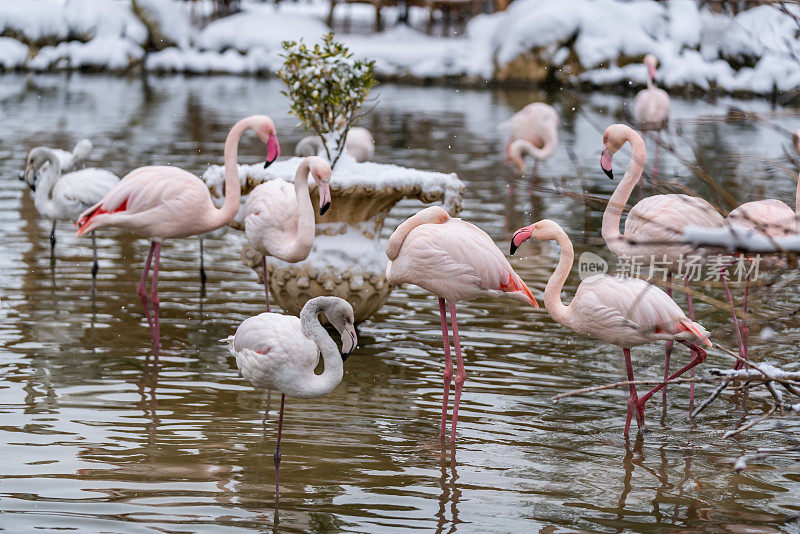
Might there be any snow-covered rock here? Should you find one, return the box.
[29,36,144,72]
[132,0,192,49]
[198,12,327,54]
[0,37,28,70]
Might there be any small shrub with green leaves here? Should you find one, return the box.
[278,33,377,168]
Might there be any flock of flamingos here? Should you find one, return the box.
[20,56,800,493]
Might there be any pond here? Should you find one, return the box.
[0,73,799,532]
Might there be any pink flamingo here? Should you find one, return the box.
[633,55,670,130]
[385,206,539,445]
[243,156,332,311]
[504,102,559,174]
[510,219,712,434]
[601,124,723,403]
[76,115,280,349]
[724,171,800,368]
[344,127,375,163]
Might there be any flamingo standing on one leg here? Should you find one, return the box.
[600,124,723,404]
[385,206,539,445]
[510,219,712,434]
[23,147,119,277]
[633,55,670,131]
[504,103,558,175]
[225,296,357,497]
[243,156,332,311]
[724,171,800,368]
[76,115,280,349]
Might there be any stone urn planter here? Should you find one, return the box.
[203,155,464,322]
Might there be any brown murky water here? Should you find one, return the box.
[1,74,799,532]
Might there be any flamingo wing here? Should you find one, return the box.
[626,194,723,242]
[727,199,798,236]
[243,180,299,255]
[393,219,536,305]
[229,313,318,390]
[573,275,710,346]
[54,169,120,217]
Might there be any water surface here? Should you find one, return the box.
[1,74,799,532]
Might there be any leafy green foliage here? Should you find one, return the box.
[278,33,377,167]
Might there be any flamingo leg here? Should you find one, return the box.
[663,273,673,403]
[150,242,162,350]
[684,275,696,406]
[263,256,270,312]
[137,242,156,335]
[50,219,57,257]
[91,231,98,279]
[199,238,207,288]
[623,348,643,435]
[448,301,466,445]
[720,269,744,369]
[637,343,707,410]
[274,393,285,499]
[735,270,751,370]
[438,297,453,441]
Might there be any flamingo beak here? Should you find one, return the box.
[319,182,332,216]
[601,148,614,179]
[648,64,657,84]
[510,226,533,255]
[341,328,357,361]
[264,134,280,169]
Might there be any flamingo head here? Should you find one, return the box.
[23,147,55,191]
[510,219,560,254]
[600,124,633,180]
[326,298,357,360]
[508,139,529,174]
[644,54,658,83]
[308,156,333,215]
[253,116,280,168]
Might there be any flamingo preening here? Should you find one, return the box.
[20,139,93,186]
[23,146,119,276]
[504,103,559,174]
[601,123,723,403]
[243,156,332,310]
[724,171,800,367]
[385,206,538,445]
[76,115,280,349]
[633,55,670,130]
[510,219,712,434]
[225,296,357,497]
[295,127,374,163]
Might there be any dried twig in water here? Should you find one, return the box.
[723,405,777,439]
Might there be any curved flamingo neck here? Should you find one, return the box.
[284,158,316,262]
[33,150,61,217]
[207,117,250,230]
[386,207,450,261]
[297,299,344,397]
[544,226,574,329]
[601,128,646,259]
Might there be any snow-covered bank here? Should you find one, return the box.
[2,0,800,95]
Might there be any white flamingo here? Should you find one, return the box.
[20,139,92,186]
[225,296,357,496]
[24,146,119,276]
[243,156,332,311]
[511,219,711,434]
